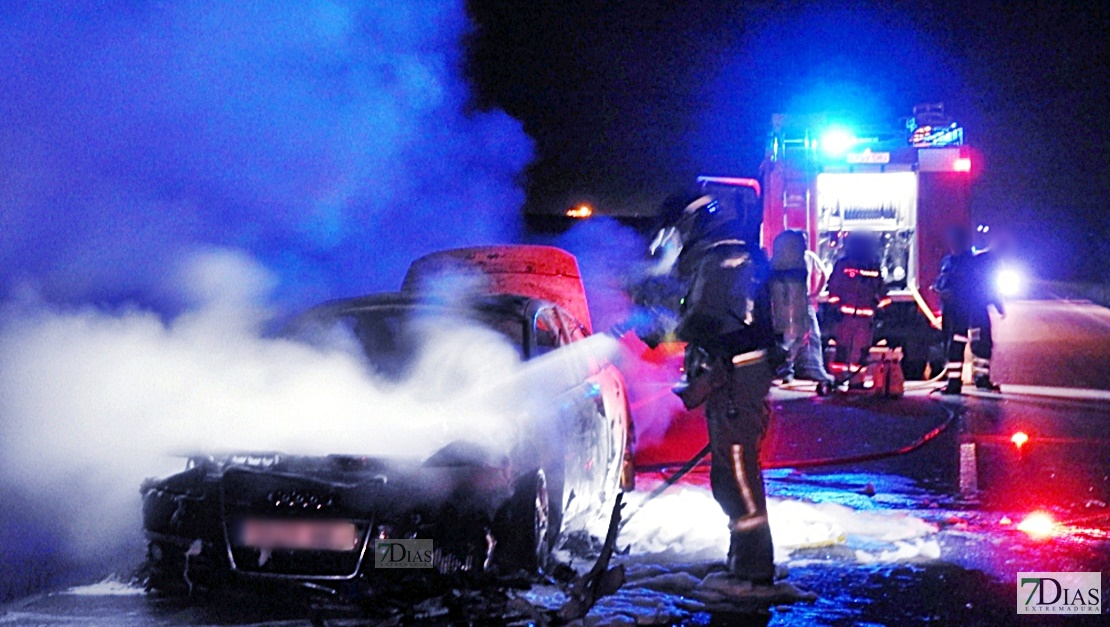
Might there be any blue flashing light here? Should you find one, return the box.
[819,128,856,156]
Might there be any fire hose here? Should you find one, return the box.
[621,398,961,527]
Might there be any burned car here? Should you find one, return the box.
[140,247,634,593]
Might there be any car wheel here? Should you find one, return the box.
[492,469,551,575]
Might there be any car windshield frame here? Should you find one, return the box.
[289,299,531,380]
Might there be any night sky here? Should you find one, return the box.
[0,1,1105,301]
[467,0,1109,281]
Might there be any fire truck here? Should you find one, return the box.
[698,104,973,378]
[630,105,972,466]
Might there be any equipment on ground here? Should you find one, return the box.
[867,346,906,397]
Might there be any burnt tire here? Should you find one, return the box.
[491,470,551,575]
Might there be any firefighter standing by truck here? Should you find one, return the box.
[826,233,889,383]
[934,226,1005,394]
[770,230,835,389]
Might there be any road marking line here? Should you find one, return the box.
[962,384,1110,403]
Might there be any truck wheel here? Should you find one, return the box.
[492,470,551,575]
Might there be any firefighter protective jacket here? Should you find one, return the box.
[934,250,1004,314]
[676,240,775,359]
[827,257,887,316]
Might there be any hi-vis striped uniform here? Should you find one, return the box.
[676,239,777,583]
[826,258,888,377]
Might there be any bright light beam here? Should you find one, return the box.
[997,268,1023,297]
[819,128,856,156]
[1017,511,1056,538]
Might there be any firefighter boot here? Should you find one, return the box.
[974,375,1001,392]
[941,379,962,395]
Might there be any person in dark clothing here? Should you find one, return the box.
[934,226,1005,394]
[671,196,778,585]
[826,232,888,384]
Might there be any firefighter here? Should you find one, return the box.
[934,226,1005,394]
[770,230,834,387]
[826,232,888,383]
[669,195,779,587]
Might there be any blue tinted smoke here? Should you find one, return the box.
[0,1,532,309]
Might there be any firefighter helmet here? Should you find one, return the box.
[680,194,747,245]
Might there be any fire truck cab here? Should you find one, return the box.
[759,103,973,378]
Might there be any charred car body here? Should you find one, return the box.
[141,247,634,593]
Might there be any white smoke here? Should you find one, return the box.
[0,0,538,599]
[0,249,612,565]
[0,1,532,305]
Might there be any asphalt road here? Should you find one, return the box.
[992,299,1110,390]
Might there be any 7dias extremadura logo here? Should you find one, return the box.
[1017,572,1101,614]
[374,539,434,569]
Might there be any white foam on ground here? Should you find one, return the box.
[62,576,144,597]
[612,486,939,564]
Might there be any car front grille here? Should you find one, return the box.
[220,467,375,579]
[228,538,370,579]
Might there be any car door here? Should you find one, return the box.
[526,305,602,522]
[559,310,632,501]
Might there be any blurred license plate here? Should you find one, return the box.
[240,520,359,551]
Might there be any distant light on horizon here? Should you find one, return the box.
[566,204,594,219]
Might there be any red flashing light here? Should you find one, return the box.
[1011,431,1029,449]
[953,157,972,172]
[1017,511,1055,538]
